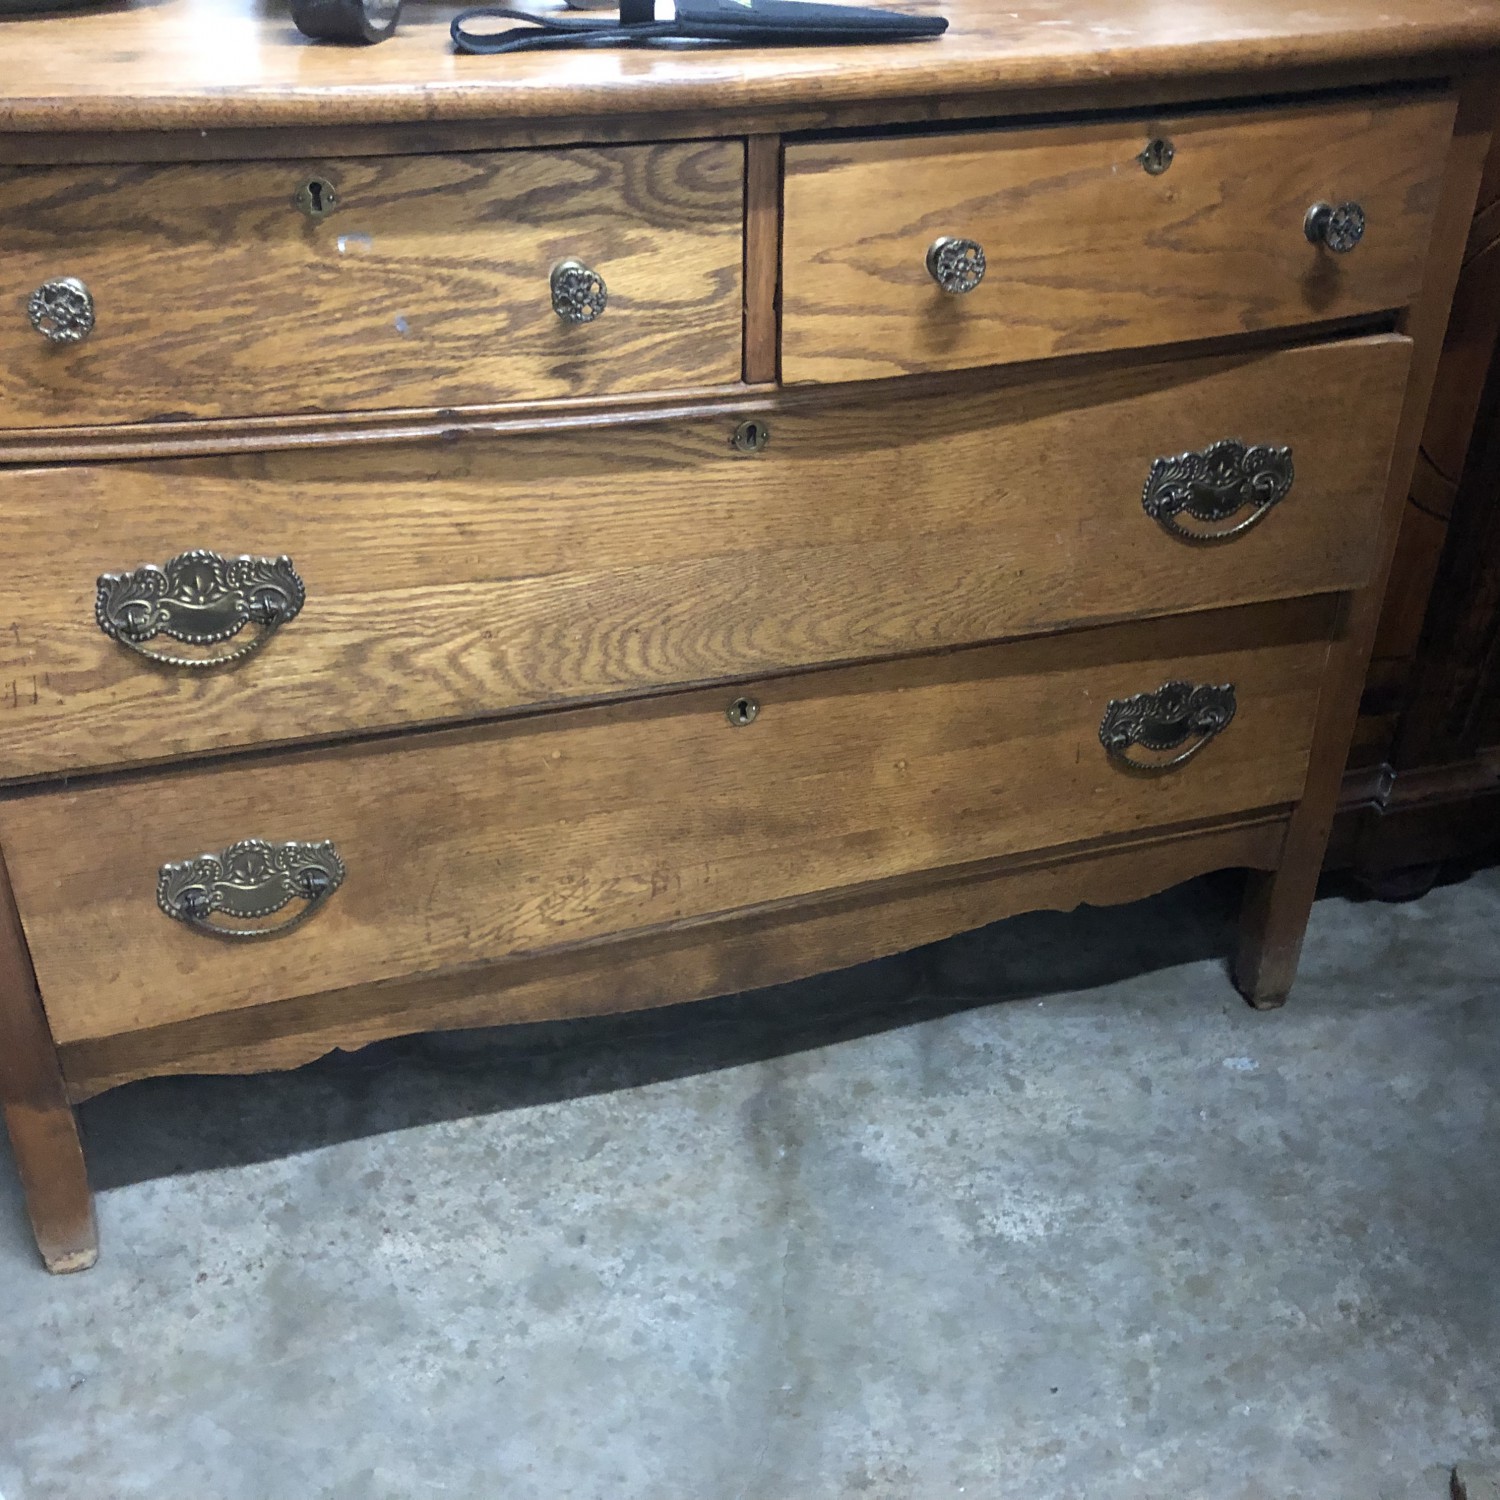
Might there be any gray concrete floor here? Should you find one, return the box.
[2,865,1498,1500]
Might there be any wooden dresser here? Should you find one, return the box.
[3,0,1499,1273]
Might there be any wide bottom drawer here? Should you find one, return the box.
[0,598,1334,1046]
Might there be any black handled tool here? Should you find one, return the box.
[292,0,946,50]
[453,0,946,52]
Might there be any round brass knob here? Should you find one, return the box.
[926,236,986,295]
[550,258,607,324]
[1304,201,1366,254]
[28,277,95,344]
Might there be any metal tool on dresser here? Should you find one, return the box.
[287,0,949,49]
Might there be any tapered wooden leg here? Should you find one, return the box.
[0,845,96,1273]
[3,1101,96,1273]
[1236,754,1348,1009]
[1235,864,1315,1010]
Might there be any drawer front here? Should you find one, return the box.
[783,95,1452,383]
[0,142,744,428]
[0,333,1407,780]
[0,598,1334,1044]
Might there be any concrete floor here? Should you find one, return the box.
[2,865,1498,1500]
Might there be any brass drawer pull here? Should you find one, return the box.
[925,236,986,294]
[1142,439,1294,543]
[158,838,346,941]
[29,276,95,344]
[1099,681,1237,771]
[96,549,305,669]
[1304,200,1366,254]
[550,257,608,323]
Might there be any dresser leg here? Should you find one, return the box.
[1233,864,1312,1010]
[0,847,96,1273]
[3,1100,97,1273]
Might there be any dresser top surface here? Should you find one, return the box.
[2,0,1499,134]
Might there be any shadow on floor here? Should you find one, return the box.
[74,867,1266,1190]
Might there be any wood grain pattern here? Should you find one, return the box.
[783,95,1452,383]
[1236,70,1500,1006]
[0,142,744,428]
[0,381,776,464]
[743,135,781,384]
[0,844,96,1272]
[57,815,1288,1100]
[0,335,1409,781]
[0,597,1335,1046]
[0,70,1474,170]
[0,0,1498,134]
[0,315,1388,464]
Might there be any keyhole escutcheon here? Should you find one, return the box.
[1138,137,1175,175]
[732,419,770,454]
[296,176,340,220]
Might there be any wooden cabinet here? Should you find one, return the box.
[1,0,1498,1274]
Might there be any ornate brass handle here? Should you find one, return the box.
[926,236,986,294]
[96,550,305,669]
[1099,681,1237,771]
[29,277,95,344]
[1304,201,1366,254]
[158,838,346,941]
[550,258,608,323]
[1142,439,1294,543]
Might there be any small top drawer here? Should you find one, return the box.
[782,94,1454,383]
[0,141,745,429]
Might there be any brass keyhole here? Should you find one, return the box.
[1138,137,1175,175]
[732,419,770,454]
[296,176,339,220]
[726,696,760,727]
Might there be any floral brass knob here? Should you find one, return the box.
[550,258,608,324]
[1304,201,1366,254]
[925,236,986,295]
[28,277,95,344]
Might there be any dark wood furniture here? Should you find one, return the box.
[1335,131,1500,886]
[3,0,1500,1271]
